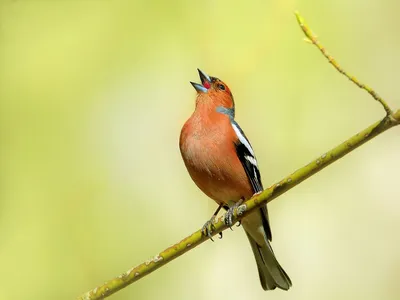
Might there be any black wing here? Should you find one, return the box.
[231,120,272,241]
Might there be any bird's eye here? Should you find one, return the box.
[218,84,225,90]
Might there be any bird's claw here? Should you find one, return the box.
[202,217,216,241]
[224,200,244,229]
[224,206,237,228]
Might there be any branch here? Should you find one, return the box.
[294,11,393,116]
[78,12,400,300]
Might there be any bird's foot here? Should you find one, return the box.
[202,216,222,241]
[224,200,243,229]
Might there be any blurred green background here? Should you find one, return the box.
[1,0,399,299]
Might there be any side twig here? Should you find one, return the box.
[294,11,393,116]
[78,12,400,300]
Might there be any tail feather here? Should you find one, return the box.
[245,231,292,291]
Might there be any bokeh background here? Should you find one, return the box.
[1,0,399,299]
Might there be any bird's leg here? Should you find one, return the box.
[224,198,244,229]
[202,203,224,241]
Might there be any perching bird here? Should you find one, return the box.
[179,69,292,291]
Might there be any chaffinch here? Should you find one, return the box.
[179,69,291,291]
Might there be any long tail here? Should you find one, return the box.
[242,209,292,291]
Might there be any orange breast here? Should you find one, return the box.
[180,110,253,204]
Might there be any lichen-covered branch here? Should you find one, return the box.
[78,111,400,300]
[78,13,400,300]
[295,11,393,116]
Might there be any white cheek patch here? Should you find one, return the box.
[231,123,255,156]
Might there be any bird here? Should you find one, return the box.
[179,69,292,291]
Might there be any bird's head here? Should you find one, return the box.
[190,69,234,110]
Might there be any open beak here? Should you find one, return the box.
[190,68,212,93]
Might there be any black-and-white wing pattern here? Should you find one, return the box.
[231,119,263,192]
[231,119,272,241]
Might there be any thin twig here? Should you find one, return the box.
[295,11,393,116]
[78,13,400,300]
